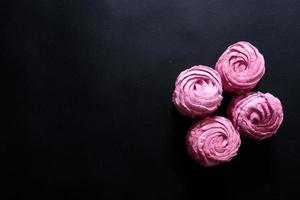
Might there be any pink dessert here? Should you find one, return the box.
[215,41,265,94]
[186,116,241,167]
[172,65,223,118]
[228,92,284,140]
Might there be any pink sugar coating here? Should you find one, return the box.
[172,65,223,118]
[215,41,265,94]
[186,116,241,167]
[228,92,284,140]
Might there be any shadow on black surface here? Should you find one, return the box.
[170,93,279,199]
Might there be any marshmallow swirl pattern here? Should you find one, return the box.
[215,41,265,93]
[228,92,284,140]
[172,65,223,118]
[186,116,241,167]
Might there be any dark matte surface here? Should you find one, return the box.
[2,0,300,199]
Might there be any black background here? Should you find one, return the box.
[2,0,300,199]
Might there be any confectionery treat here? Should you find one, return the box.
[186,116,241,167]
[172,65,223,118]
[215,41,265,94]
[173,41,283,167]
[228,92,284,140]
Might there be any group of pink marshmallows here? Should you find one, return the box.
[172,41,284,167]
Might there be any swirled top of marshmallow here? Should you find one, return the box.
[187,116,241,166]
[215,41,265,93]
[228,92,283,140]
[173,65,223,118]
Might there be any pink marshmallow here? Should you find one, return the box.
[215,41,265,94]
[186,116,241,167]
[228,92,284,140]
[172,65,223,118]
